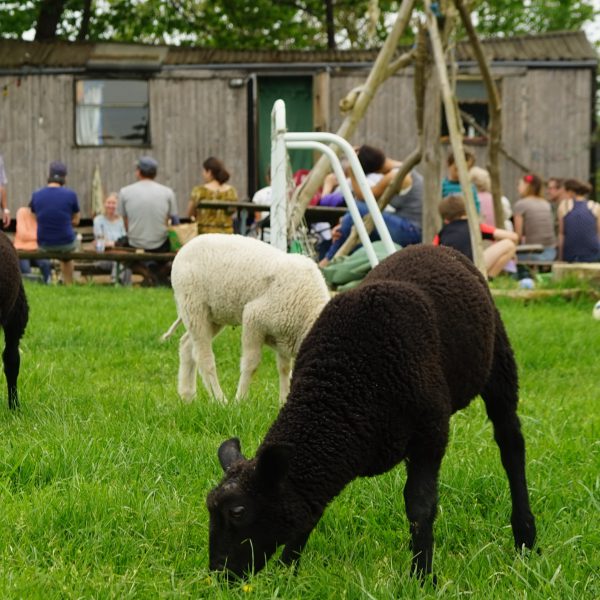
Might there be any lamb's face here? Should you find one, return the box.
[207,438,293,578]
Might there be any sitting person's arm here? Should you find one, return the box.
[321,172,339,196]
[351,169,412,201]
[381,157,403,173]
[513,213,524,243]
[492,227,519,244]
[71,211,81,227]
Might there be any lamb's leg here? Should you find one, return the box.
[188,323,226,404]
[481,318,536,551]
[280,528,314,571]
[403,446,444,579]
[275,352,292,405]
[177,332,197,402]
[3,329,21,410]
[235,326,264,402]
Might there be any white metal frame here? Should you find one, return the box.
[270,99,396,267]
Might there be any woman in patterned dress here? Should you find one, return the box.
[187,157,238,234]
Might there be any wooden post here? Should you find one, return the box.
[453,0,504,228]
[334,24,428,259]
[289,0,417,234]
[424,0,485,275]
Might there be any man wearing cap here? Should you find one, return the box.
[0,154,10,228]
[30,161,81,285]
[118,156,178,283]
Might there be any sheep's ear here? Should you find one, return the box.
[255,443,293,491]
[218,438,244,472]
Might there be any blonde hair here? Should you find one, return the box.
[469,166,491,193]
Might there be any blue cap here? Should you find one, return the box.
[137,156,158,175]
[49,160,67,182]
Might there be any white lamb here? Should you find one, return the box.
[163,234,330,405]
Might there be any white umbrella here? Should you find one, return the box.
[91,164,104,217]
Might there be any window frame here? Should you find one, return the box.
[74,76,152,148]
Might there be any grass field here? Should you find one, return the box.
[0,283,598,599]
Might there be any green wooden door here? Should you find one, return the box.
[257,76,313,189]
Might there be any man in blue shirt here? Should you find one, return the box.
[30,161,80,285]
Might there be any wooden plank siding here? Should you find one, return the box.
[0,43,595,218]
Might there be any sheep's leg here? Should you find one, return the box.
[235,327,264,402]
[481,389,536,550]
[177,332,197,402]
[280,528,314,571]
[275,352,292,405]
[2,286,28,410]
[481,319,536,551]
[3,331,21,410]
[188,324,227,404]
[403,448,443,580]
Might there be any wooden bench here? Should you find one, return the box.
[552,262,600,284]
[515,244,556,275]
[17,248,176,286]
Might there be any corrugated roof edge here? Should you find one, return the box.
[0,29,596,70]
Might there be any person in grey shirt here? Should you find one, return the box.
[118,156,179,252]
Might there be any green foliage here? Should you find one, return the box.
[0,0,596,48]
[470,0,597,37]
[0,282,597,596]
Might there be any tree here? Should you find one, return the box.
[1,1,595,47]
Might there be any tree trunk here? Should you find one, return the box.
[77,0,93,41]
[325,0,336,50]
[425,0,486,275]
[34,0,67,41]
[289,0,417,235]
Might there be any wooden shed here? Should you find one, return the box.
[0,30,596,217]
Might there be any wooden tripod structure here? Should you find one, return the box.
[291,0,509,276]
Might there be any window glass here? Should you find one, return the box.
[75,79,149,146]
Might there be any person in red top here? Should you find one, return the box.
[433,194,518,277]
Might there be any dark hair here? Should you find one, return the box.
[357,145,386,174]
[522,173,543,196]
[439,194,466,222]
[203,157,230,184]
[447,150,475,167]
[563,178,592,197]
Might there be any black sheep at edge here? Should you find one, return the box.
[207,244,536,580]
[0,231,29,409]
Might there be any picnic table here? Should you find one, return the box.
[195,200,348,235]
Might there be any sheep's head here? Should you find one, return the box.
[207,437,294,579]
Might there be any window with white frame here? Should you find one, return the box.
[75,79,150,146]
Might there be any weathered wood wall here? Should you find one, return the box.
[328,67,593,204]
[0,69,248,217]
[0,64,593,217]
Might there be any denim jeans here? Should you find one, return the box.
[325,200,421,261]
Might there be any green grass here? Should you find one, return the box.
[0,283,598,598]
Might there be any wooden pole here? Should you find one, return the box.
[424,0,486,275]
[334,24,428,259]
[453,0,504,228]
[289,0,417,234]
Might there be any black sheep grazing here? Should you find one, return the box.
[207,245,536,579]
[0,231,29,409]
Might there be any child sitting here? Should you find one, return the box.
[433,194,518,278]
[442,151,480,213]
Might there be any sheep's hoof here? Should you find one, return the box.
[179,391,196,404]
